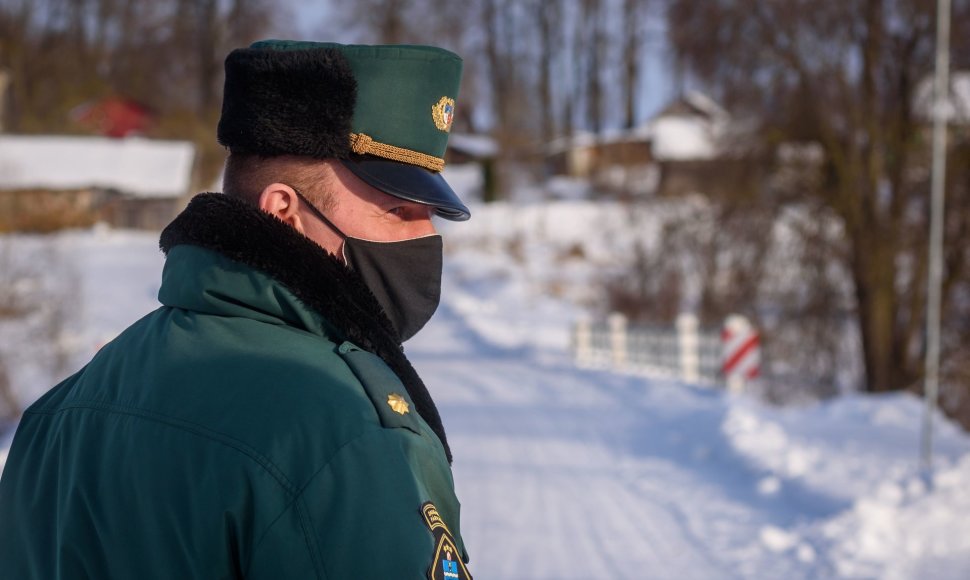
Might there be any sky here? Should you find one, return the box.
[283,0,678,126]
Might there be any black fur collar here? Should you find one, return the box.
[159,193,452,463]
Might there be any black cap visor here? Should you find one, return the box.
[340,155,470,221]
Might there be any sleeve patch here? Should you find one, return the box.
[421,502,472,580]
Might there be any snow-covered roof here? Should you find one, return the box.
[646,92,729,161]
[655,90,729,122]
[0,135,196,198]
[594,125,653,145]
[448,133,498,158]
[682,91,728,120]
[545,132,599,155]
[440,162,484,203]
[540,91,730,162]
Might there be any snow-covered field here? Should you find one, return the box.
[1,201,969,579]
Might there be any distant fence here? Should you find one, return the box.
[571,313,761,390]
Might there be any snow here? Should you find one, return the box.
[0,135,195,198]
[447,133,498,158]
[644,90,729,161]
[2,200,970,579]
[440,163,485,204]
[914,71,970,125]
[651,116,721,160]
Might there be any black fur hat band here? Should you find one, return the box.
[216,40,470,220]
[217,47,357,159]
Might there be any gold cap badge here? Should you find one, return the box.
[387,393,410,415]
[432,96,456,132]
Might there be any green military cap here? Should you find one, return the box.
[217,40,469,220]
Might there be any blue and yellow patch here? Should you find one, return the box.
[421,502,472,580]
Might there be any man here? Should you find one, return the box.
[0,41,472,579]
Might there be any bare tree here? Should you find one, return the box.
[667,0,970,396]
[535,0,559,146]
[582,0,605,134]
[621,0,653,129]
[0,0,276,131]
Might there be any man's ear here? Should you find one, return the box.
[258,183,306,234]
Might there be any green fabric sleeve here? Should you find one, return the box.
[246,428,439,579]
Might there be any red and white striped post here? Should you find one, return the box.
[721,315,760,392]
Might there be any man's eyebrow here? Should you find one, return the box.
[375,197,421,210]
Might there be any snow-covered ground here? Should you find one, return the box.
[1,202,969,579]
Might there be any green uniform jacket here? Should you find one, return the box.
[0,194,471,579]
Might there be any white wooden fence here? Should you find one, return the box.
[572,313,758,389]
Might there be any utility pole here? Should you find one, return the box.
[920,0,952,474]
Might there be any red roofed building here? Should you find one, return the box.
[70,97,153,138]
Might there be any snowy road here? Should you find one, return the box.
[409,297,822,579]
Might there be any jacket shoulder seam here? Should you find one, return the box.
[239,493,330,580]
[243,428,390,579]
[25,400,298,495]
[295,495,328,580]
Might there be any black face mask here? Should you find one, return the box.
[293,189,442,342]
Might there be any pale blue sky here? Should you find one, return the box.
[282,0,677,127]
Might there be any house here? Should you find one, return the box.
[69,97,154,138]
[649,91,728,162]
[545,132,600,180]
[0,135,196,231]
[545,91,733,198]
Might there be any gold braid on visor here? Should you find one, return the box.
[349,133,445,172]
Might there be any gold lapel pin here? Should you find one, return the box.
[387,393,410,415]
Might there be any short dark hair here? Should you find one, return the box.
[222,153,335,211]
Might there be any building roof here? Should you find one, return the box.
[545,131,600,155]
[0,135,195,198]
[543,91,730,160]
[70,97,154,138]
[448,133,498,158]
[655,91,729,122]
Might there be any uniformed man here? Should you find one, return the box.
[0,41,472,579]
